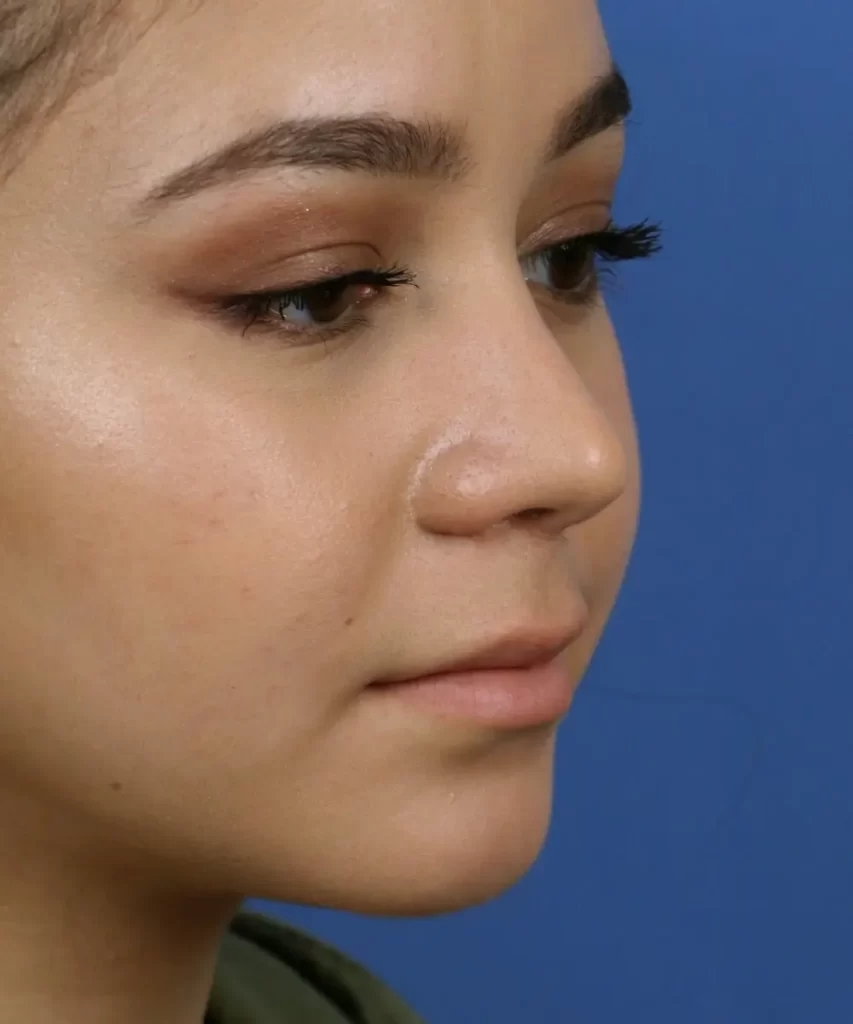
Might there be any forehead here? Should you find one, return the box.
[57,0,611,202]
[142,0,610,105]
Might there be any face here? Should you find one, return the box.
[0,0,641,915]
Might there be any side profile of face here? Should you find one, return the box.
[0,0,641,928]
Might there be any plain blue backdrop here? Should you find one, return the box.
[249,2,853,1020]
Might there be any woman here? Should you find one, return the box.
[0,0,659,1021]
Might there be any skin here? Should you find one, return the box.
[0,0,640,1021]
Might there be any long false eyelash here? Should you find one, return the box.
[530,218,662,308]
[592,219,663,262]
[577,219,663,301]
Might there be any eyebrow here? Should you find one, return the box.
[140,65,631,211]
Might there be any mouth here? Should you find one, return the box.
[368,619,586,730]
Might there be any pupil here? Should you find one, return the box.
[307,281,350,323]
[550,244,593,291]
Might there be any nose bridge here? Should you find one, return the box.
[409,287,629,537]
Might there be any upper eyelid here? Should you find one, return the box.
[520,224,611,258]
[229,267,393,301]
[278,230,604,292]
[213,221,610,298]
[226,224,641,308]
[251,236,601,308]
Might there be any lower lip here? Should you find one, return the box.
[367,657,575,730]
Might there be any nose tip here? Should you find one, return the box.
[513,437,629,534]
[412,414,629,538]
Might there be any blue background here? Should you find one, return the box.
[250,1,853,1020]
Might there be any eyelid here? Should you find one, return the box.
[518,200,613,256]
[216,264,416,341]
[173,242,386,301]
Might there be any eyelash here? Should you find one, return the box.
[217,219,662,343]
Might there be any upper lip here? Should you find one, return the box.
[373,618,586,685]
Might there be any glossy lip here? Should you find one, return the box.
[368,620,586,729]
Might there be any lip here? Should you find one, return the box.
[368,621,585,729]
[373,621,584,683]
[368,658,577,729]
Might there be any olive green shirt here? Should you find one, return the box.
[205,911,427,1024]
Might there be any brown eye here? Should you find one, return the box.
[220,265,416,339]
[521,238,598,300]
[273,279,378,326]
[548,242,596,292]
[521,221,664,307]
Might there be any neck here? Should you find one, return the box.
[0,789,242,1024]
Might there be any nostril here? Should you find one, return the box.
[514,507,552,522]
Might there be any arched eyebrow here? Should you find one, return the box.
[138,65,630,214]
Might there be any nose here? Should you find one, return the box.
[410,301,630,539]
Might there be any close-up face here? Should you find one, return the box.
[0,0,643,916]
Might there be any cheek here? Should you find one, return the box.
[0,352,395,788]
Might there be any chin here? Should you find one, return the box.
[357,840,551,918]
[348,823,552,918]
[295,755,556,918]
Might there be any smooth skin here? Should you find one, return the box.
[0,0,640,1021]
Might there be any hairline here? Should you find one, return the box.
[0,0,204,185]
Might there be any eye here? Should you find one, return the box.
[521,220,663,305]
[522,238,598,301]
[220,265,416,339]
[262,278,374,328]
